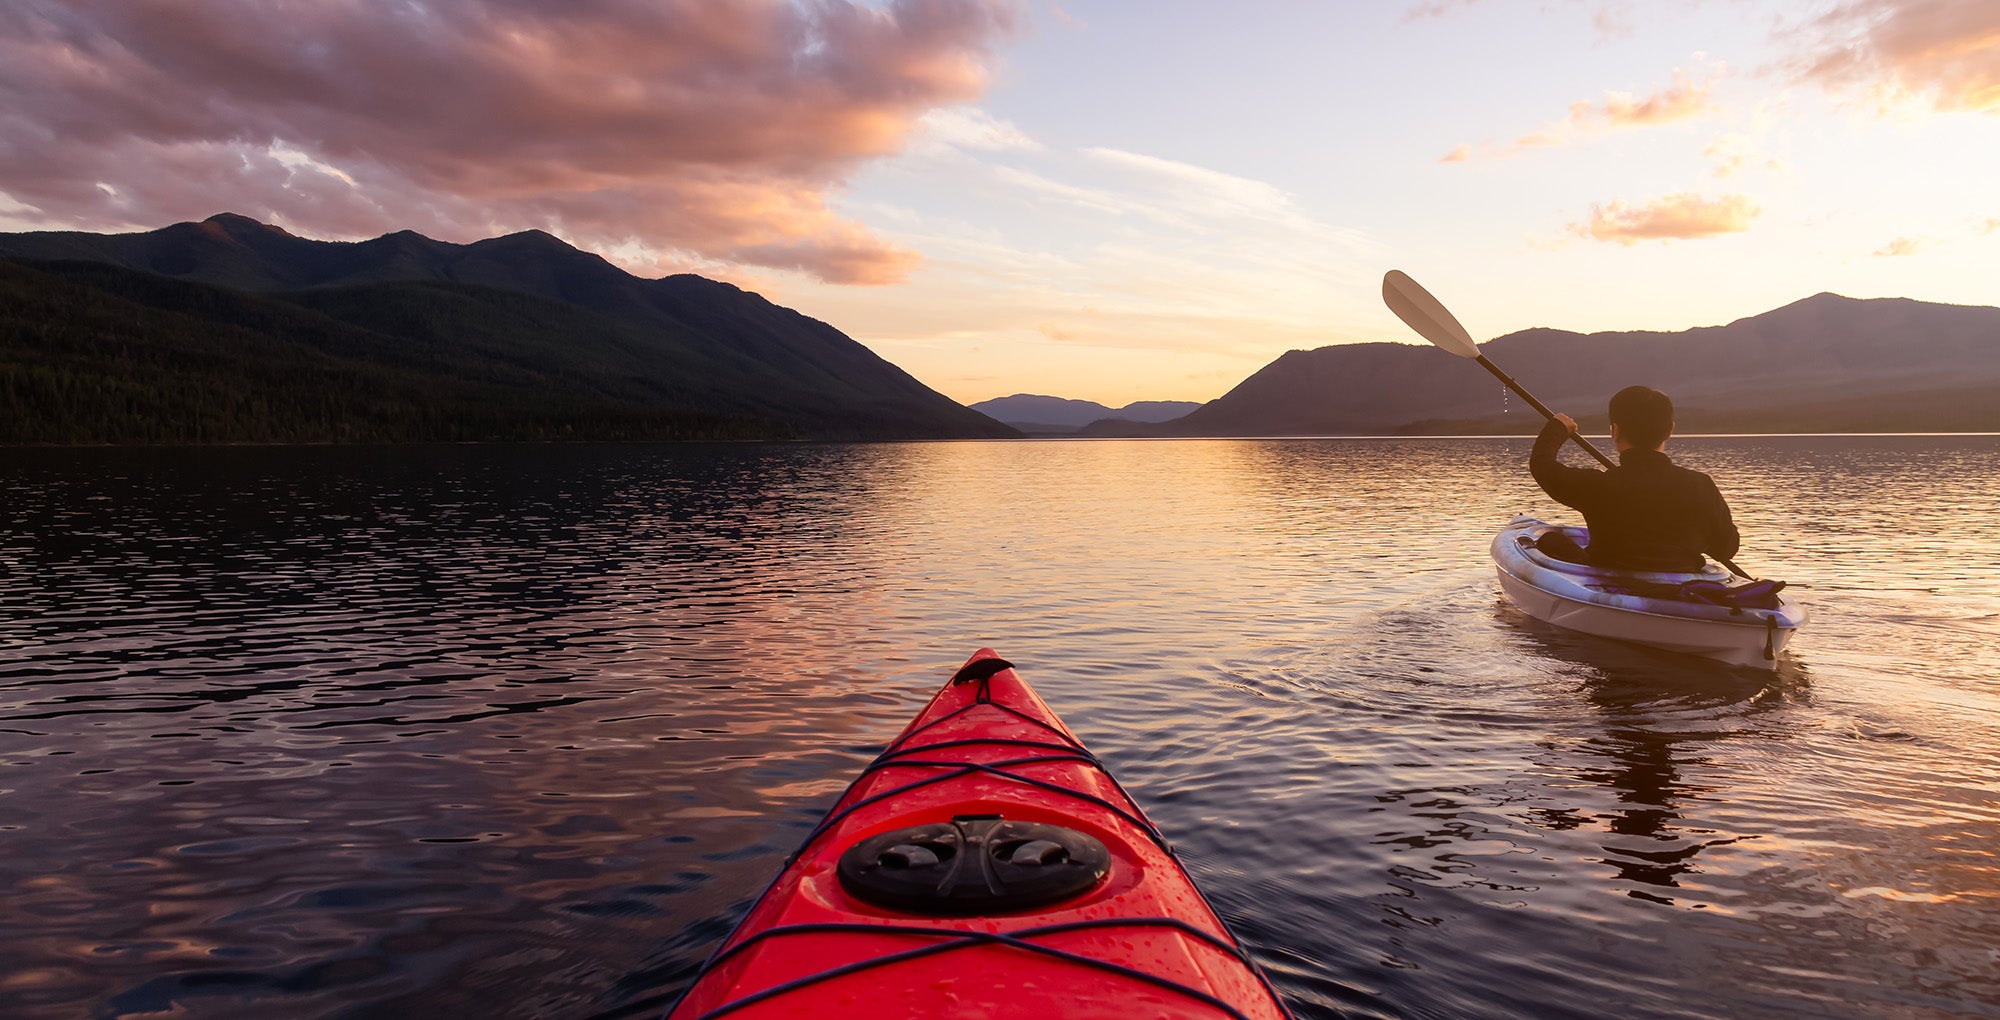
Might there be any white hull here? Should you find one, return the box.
[1491,516,1806,669]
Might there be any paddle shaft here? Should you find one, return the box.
[1473,354,1753,579]
[1473,354,1614,468]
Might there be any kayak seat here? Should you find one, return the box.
[1602,577,1787,609]
[1685,578,1787,610]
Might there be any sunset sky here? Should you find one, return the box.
[3,1,1996,405]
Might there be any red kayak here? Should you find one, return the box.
[667,649,1293,1019]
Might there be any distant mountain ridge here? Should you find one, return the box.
[8,214,1992,443]
[0,213,1016,443]
[1085,292,2000,436]
[970,393,1202,434]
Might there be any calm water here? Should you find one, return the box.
[3,437,1998,1019]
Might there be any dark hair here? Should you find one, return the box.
[1608,385,1673,448]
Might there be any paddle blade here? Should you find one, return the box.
[1382,270,1480,358]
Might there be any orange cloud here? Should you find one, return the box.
[1874,237,1922,256]
[1569,192,1760,244]
[1704,138,1749,178]
[1702,133,1787,178]
[1448,66,1721,159]
[0,0,1016,284]
[1556,67,1722,132]
[1793,0,2000,112]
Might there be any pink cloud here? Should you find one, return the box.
[1873,236,1921,256]
[1569,192,1760,244]
[1791,0,2000,112]
[1446,66,1720,160]
[0,0,1016,284]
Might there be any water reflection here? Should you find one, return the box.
[0,444,933,1020]
[3,438,1998,1020]
[1503,606,1806,903]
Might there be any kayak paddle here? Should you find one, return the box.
[1382,269,1616,468]
[1380,269,1752,580]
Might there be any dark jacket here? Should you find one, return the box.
[1529,418,1739,572]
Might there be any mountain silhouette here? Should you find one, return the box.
[969,394,1201,433]
[0,214,1015,443]
[1085,292,2000,436]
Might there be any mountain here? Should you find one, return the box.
[0,213,1017,443]
[1083,292,2000,436]
[1108,400,1203,422]
[970,393,1202,434]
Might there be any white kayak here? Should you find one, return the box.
[1491,515,1807,668]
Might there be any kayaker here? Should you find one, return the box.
[1530,385,1739,572]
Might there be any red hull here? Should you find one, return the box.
[667,649,1291,1019]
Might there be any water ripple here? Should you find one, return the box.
[2,438,1997,1018]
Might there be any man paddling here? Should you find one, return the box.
[1531,385,1739,573]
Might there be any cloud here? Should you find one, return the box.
[991,166,1144,219]
[983,149,1337,241]
[1568,192,1760,244]
[1407,0,1635,42]
[1591,1,1638,40]
[1789,0,2000,113]
[772,139,1383,403]
[1591,69,1721,127]
[1704,136,1750,178]
[1873,236,1921,256]
[1702,132,1787,178]
[1082,148,1294,222]
[915,107,1043,153]
[1045,2,1086,30]
[1446,65,1722,159]
[1983,218,2000,234]
[0,0,1016,284]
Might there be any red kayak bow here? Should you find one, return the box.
[666,649,1293,1019]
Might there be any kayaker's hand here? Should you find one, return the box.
[1553,413,1578,434]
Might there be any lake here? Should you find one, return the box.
[3,436,1997,1019]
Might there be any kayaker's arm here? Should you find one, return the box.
[1530,416,1600,511]
[1703,476,1741,561]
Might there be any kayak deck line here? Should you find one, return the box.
[688,917,1273,1020]
[783,661,1171,868]
[666,651,1295,1019]
[788,746,1171,866]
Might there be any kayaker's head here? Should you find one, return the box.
[1608,385,1673,453]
